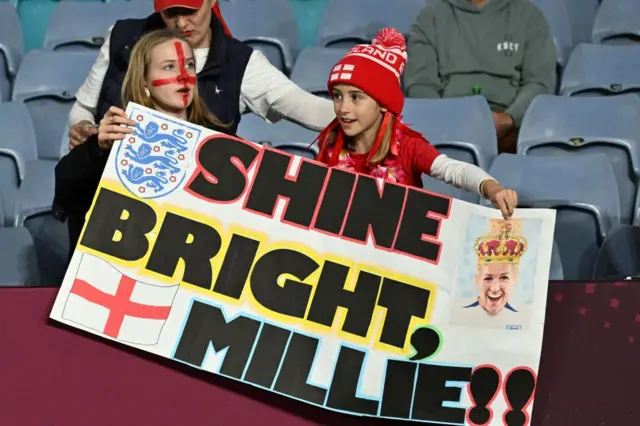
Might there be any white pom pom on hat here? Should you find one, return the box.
[372,27,407,50]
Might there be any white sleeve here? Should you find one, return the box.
[239,50,335,131]
[68,100,98,126]
[73,25,113,110]
[429,154,497,196]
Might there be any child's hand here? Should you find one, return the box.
[482,180,518,219]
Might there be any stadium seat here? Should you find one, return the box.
[15,160,69,286]
[560,43,640,96]
[16,0,59,52]
[237,113,319,159]
[592,0,640,45]
[0,3,23,102]
[44,1,153,51]
[529,0,573,71]
[290,46,349,97]
[487,153,621,280]
[0,102,39,226]
[549,242,564,281]
[564,0,599,45]
[0,226,41,287]
[518,94,640,225]
[287,0,327,47]
[401,97,498,171]
[593,224,640,280]
[220,0,299,74]
[317,0,426,48]
[11,50,97,160]
[401,97,498,204]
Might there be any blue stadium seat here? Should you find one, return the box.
[487,153,621,280]
[15,159,68,286]
[0,102,39,226]
[237,113,319,159]
[529,0,573,70]
[220,0,299,74]
[564,0,599,45]
[317,0,426,48]
[16,0,59,52]
[290,46,349,96]
[593,224,640,280]
[0,226,41,287]
[518,94,640,225]
[401,97,498,171]
[0,3,23,101]
[592,0,640,45]
[560,43,640,96]
[11,50,97,160]
[44,1,152,51]
[287,0,327,47]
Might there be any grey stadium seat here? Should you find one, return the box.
[517,94,640,225]
[11,50,97,160]
[487,153,620,280]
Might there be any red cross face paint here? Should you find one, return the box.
[150,40,197,108]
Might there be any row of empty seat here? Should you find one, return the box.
[3,42,640,168]
[2,0,639,72]
[1,91,640,282]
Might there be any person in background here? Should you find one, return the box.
[55,29,228,262]
[315,28,518,218]
[68,0,334,148]
[404,0,556,153]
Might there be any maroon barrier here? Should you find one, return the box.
[0,282,638,426]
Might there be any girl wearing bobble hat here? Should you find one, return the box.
[316,28,518,219]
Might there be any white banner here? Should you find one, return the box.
[51,103,556,425]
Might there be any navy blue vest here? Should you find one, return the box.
[96,12,252,135]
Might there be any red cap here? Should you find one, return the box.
[154,0,203,12]
[153,1,232,36]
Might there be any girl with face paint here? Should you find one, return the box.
[54,29,227,263]
[97,29,227,150]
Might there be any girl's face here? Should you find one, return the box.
[332,84,384,139]
[145,39,196,116]
[160,0,213,49]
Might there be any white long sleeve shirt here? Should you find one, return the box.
[68,26,336,131]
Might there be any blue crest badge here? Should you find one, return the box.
[115,111,201,199]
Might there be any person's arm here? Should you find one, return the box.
[427,155,518,218]
[430,155,495,195]
[404,4,443,98]
[68,25,113,127]
[239,50,335,131]
[69,101,97,126]
[404,138,498,195]
[504,8,556,127]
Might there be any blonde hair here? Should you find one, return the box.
[121,29,229,129]
[324,113,396,165]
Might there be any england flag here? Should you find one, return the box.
[62,253,179,345]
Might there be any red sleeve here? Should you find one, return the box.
[398,136,441,176]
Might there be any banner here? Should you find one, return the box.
[51,103,556,425]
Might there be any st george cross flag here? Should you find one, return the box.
[61,253,179,345]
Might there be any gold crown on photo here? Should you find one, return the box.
[474,224,528,264]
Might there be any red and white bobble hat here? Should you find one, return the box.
[328,28,407,115]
